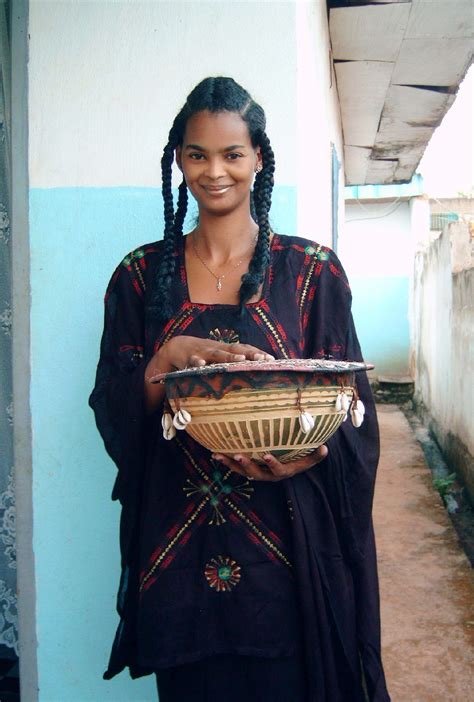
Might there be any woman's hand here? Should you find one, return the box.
[155,335,275,372]
[211,446,328,482]
[144,336,274,413]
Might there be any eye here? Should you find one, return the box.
[189,153,205,160]
[225,153,243,160]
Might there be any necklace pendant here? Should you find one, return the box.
[216,278,222,292]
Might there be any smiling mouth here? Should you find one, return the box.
[202,185,233,194]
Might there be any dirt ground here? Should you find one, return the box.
[374,405,474,702]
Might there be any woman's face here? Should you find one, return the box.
[176,110,261,217]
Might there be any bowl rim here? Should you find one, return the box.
[150,358,374,383]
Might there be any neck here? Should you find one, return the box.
[193,208,258,265]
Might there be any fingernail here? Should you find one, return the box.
[234,455,243,463]
[263,455,273,463]
[265,354,275,360]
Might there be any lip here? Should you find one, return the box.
[201,185,233,194]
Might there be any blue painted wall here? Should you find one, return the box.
[350,276,410,375]
[340,199,414,377]
[29,186,296,700]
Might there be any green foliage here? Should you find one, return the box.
[432,473,456,498]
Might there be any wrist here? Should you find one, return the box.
[146,344,173,381]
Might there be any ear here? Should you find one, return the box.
[255,146,262,172]
[175,146,183,171]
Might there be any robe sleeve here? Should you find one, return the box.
[303,248,380,559]
[295,248,389,701]
[89,261,157,679]
[88,262,149,506]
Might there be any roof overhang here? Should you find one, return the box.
[328,1,473,185]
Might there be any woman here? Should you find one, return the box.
[89,77,390,701]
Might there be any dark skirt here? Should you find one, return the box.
[155,653,308,702]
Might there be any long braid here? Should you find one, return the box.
[239,132,275,307]
[151,77,275,322]
[174,178,188,236]
[151,130,181,320]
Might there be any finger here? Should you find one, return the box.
[188,355,207,367]
[213,453,277,482]
[296,445,328,468]
[262,445,329,479]
[212,453,248,477]
[232,454,278,482]
[261,453,292,479]
[227,343,275,362]
[208,348,247,363]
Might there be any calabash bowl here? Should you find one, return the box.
[152,359,372,463]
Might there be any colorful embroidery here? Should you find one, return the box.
[121,248,146,268]
[209,328,240,344]
[205,556,241,592]
[250,304,292,359]
[154,303,202,353]
[140,436,292,596]
[184,466,253,526]
[140,497,210,593]
[226,504,292,569]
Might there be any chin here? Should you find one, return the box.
[197,194,251,217]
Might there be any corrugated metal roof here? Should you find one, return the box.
[329,1,473,186]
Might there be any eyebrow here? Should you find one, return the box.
[184,144,247,152]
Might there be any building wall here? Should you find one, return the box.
[26,1,342,700]
[340,200,419,376]
[411,221,474,499]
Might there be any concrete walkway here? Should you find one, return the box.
[374,405,474,702]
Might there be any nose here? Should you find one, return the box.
[204,157,225,180]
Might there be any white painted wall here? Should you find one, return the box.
[411,221,474,494]
[29,0,297,188]
[342,200,414,279]
[296,0,345,246]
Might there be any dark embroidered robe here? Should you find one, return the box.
[89,234,390,701]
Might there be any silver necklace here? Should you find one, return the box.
[191,232,258,292]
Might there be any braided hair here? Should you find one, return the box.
[152,76,275,321]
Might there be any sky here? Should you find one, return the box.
[417,64,473,198]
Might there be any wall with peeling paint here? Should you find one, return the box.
[411,221,474,499]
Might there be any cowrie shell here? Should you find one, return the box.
[162,412,173,431]
[356,400,365,416]
[178,408,192,424]
[341,393,350,412]
[351,408,364,428]
[299,411,315,434]
[163,424,177,440]
[173,413,187,430]
[335,393,343,412]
